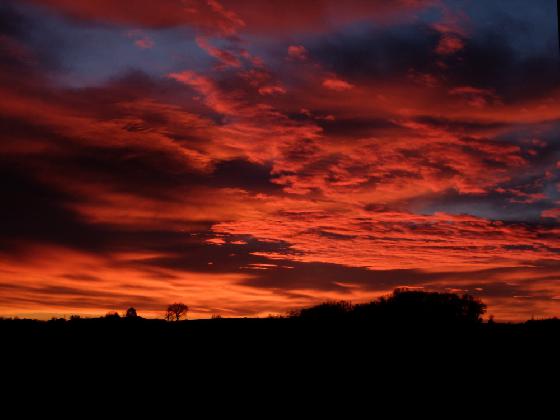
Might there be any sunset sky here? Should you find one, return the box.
[1,0,559,320]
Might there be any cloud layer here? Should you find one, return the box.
[0,0,559,320]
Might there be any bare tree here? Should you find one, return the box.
[165,303,189,321]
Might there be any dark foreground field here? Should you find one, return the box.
[3,291,560,371]
[3,314,560,354]
[2,316,560,391]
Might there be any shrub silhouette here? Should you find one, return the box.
[165,303,189,321]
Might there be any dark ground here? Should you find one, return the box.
[3,315,560,358]
[3,291,560,386]
[2,315,559,401]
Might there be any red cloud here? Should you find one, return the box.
[449,86,500,108]
[432,6,468,56]
[126,30,154,49]
[24,0,245,35]
[287,45,308,60]
[134,38,154,49]
[2,0,560,321]
[196,36,242,68]
[542,207,560,220]
[323,77,354,91]
[23,0,434,34]
[435,33,464,55]
[258,85,287,96]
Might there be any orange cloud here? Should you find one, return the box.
[212,206,560,271]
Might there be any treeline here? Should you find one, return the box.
[290,288,486,324]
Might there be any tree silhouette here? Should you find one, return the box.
[358,289,487,324]
[292,289,486,324]
[165,303,189,321]
[125,307,138,318]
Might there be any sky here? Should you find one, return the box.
[0,0,559,320]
